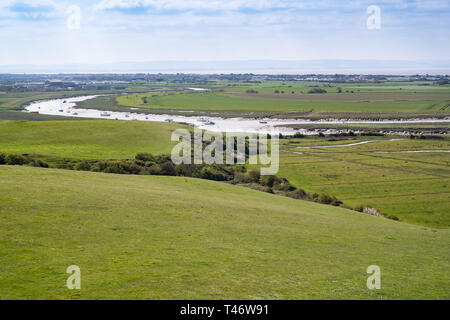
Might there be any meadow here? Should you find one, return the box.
[114,80,450,119]
[116,90,450,114]
[278,136,450,228]
[0,120,184,160]
[0,165,448,299]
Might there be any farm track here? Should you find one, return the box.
[295,151,450,180]
[341,191,450,201]
[307,176,444,187]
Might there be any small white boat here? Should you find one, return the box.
[165,119,174,123]
[205,121,215,125]
[72,112,78,115]
[100,111,111,117]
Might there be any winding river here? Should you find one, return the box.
[24,95,450,135]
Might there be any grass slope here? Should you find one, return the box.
[0,166,448,299]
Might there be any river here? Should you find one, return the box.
[24,95,450,135]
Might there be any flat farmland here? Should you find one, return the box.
[116,91,450,114]
[278,138,450,228]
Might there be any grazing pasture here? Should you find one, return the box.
[0,166,448,299]
[0,120,184,160]
[278,137,450,228]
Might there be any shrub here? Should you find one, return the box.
[287,189,310,200]
[29,159,49,168]
[386,215,400,221]
[5,154,27,165]
[308,88,327,94]
[317,193,342,206]
[247,170,261,183]
[160,161,176,176]
[74,161,91,171]
[233,171,250,184]
[91,161,108,172]
[148,164,162,175]
[264,187,274,194]
[103,161,126,174]
[340,204,353,210]
[274,179,296,192]
[260,175,275,188]
[197,166,228,181]
[0,153,5,164]
[136,153,155,162]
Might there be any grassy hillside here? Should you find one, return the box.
[0,166,448,299]
[0,120,185,160]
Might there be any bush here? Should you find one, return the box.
[340,204,353,210]
[5,154,27,165]
[260,175,275,188]
[264,187,274,194]
[103,161,126,174]
[197,166,228,181]
[148,164,162,175]
[74,161,91,171]
[247,170,261,183]
[160,161,176,176]
[0,153,5,164]
[287,189,310,200]
[232,171,250,184]
[317,193,342,206]
[91,161,108,172]
[136,153,155,162]
[308,88,327,94]
[29,159,49,168]
[386,215,400,221]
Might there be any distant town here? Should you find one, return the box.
[0,73,449,92]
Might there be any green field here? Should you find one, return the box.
[278,137,450,228]
[0,120,184,160]
[116,91,450,114]
[0,166,448,299]
[1,121,448,228]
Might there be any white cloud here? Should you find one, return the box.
[93,0,341,11]
[416,0,449,10]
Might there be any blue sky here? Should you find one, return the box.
[0,0,449,66]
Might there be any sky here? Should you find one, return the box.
[0,0,449,68]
